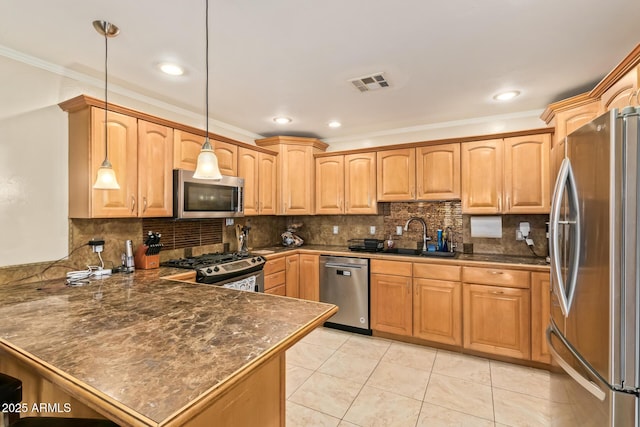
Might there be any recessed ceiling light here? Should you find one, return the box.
[328,120,341,128]
[159,63,184,76]
[493,90,520,101]
[273,116,292,124]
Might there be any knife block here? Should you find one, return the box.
[134,245,160,270]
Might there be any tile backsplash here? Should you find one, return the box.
[1,205,549,285]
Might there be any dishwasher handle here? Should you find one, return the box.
[324,262,363,270]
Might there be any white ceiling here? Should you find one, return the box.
[1,0,639,142]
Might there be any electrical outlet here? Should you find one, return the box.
[396,226,403,236]
[332,225,339,235]
[516,230,524,241]
[370,226,376,235]
[225,218,234,226]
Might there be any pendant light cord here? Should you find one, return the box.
[103,25,109,163]
[205,0,209,139]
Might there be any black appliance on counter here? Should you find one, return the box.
[347,238,384,253]
[162,252,265,291]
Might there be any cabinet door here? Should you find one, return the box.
[503,134,550,214]
[212,139,238,176]
[463,283,530,359]
[531,272,551,364]
[137,120,173,217]
[344,152,377,214]
[376,148,416,201]
[315,155,344,214]
[461,139,502,214]
[238,147,259,216]
[554,100,600,146]
[416,144,460,200]
[413,278,461,346]
[258,152,277,215]
[281,145,314,214]
[173,130,204,171]
[371,274,412,336]
[285,254,300,298]
[600,66,639,112]
[90,108,138,217]
[298,254,319,301]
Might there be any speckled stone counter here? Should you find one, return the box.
[0,269,337,426]
[255,245,550,270]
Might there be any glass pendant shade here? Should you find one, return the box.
[193,139,223,179]
[93,159,120,189]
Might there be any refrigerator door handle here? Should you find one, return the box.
[547,325,607,401]
[550,157,581,317]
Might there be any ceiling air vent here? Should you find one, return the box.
[349,72,390,92]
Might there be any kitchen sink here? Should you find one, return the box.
[385,248,459,258]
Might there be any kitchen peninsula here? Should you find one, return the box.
[0,269,337,426]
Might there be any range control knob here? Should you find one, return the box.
[213,266,220,272]
[251,258,256,263]
[206,268,213,274]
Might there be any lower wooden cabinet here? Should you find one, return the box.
[371,260,413,336]
[285,254,300,298]
[299,254,319,301]
[264,256,286,295]
[462,283,531,359]
[531,272,552,364]
[413,278,462,346]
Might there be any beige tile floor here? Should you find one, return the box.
[286,327,554,427]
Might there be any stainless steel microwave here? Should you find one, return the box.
[173,169,244,219]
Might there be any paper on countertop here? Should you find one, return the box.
[470,216,502,238]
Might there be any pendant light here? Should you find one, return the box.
[92,20,121,190]
[193,0,223,180]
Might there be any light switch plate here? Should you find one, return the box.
[396,226,403,235]
[225,218,234,226]
[333,225,339,235]
[370,226,376,235]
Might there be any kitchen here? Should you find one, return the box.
[1,1,640,426]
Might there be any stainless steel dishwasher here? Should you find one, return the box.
[319,255,371,335]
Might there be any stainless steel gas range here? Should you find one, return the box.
[161,253,266,292]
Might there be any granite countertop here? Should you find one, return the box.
[0,269,336,425]
[254,245,551,268]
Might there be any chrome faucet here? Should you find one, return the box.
[404,217,429,252]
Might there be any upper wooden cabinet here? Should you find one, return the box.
[599,65,639,113]
[416,143,461,200]
[173,130,204,171]
[315,155,344,214]
[315,152,377,214]
[256,136,328,215]
[462,134,550,214]
[377,148,416,201]
[238,147,277,216]
[377,144,461,202]
[461,139,503,214]
[137,120,174,217]
[173,130,237,176]
[66,106,173,218]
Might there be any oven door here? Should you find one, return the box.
[215,270,264,293]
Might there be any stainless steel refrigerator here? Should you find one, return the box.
[548,107,639,426]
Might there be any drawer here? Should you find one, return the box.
[371,259,412,277]
[264,270,286,290]
[462,266,530,288]
[413,263,461,281]
[265,284,286,296]
[263,256,286,276]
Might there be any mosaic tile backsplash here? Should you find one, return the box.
[1,204,548,285]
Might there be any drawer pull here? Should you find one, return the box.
[490,290,505,295]
[490,271,504,275]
